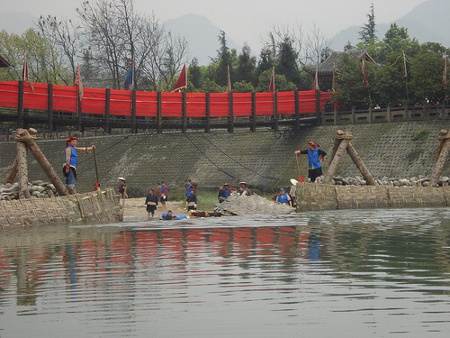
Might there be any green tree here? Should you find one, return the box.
[0,29,70,84]
[235,43,256,85]
[359,3,377,43]
[188,57,202,90]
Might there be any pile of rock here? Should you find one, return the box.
[0,180,57,201]
[331,176,450,187]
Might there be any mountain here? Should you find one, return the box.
[329,0,450,51]
[164,13,242,65]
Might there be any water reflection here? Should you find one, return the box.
[0,208,449,337]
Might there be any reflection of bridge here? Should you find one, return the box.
[0,80,331,135]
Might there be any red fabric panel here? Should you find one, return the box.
[209,92,229,117]
[136,91,158,117]
[255,92,274,116]
[109,89,132,116]
[52,84,77,113]
[186,92,206,118]
[23,83,48,110]
[277,91,295,116]
[299,90,317,113]
[319,91,333,111]
[232,93,252,117]
[82,87,106,115]
[0,81,20,108]
[161,92,182,117]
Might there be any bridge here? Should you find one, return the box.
[0,80,332,138]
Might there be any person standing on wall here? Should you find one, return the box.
[63,136,95,194]
[294,141,326,182]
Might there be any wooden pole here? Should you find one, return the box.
[15,128,67,196]
[4,158,18,184]
[429,129,450,186]
[16,141,31,199]
[323,138,350,183]
[346,142,378,185]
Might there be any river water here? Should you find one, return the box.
[0,208,449,337]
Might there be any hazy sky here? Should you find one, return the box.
[2,0,427,50]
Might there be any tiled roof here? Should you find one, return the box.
[304,50,375,75]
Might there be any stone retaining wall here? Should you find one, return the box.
[0,121,450,197]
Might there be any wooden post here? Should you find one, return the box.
[182,91,187,133]
[228,91,234,133]
[157,91,162,134]
[294,90,300,130]
[205,92,211,133]
[105,88,111,134]
[323,138,350,183]
[131,89,137,133]
[16,141,31,199]
[4,158,18,184]
[15,128,68,196]
[429,129,450,186]
[346,143,378,185]
[48,83,54,131]
[329,130,345,164]
[323,131,352,183]
[250,92,256,132]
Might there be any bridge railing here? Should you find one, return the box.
[0,81,331,134]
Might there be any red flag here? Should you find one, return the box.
[75,63,84,101]
[443,57,448,86]
[22,56,28,82]
[269,67,275,92]
[226,65,232,92]
[362,59,369,87]
[172,64,187,92]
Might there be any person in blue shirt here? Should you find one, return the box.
[276,188,292,207]
[294,141,327,182]
[63,136,95,194]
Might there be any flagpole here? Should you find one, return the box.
[403,51,409,106]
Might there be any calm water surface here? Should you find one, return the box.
[0,208,449,337]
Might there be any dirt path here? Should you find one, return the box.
[121,197,187,222]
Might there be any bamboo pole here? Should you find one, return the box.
[429,129,450,186]
[346,142,378,185]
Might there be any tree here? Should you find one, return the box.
[0,29,71,84]
[359,3,377,44]
[213,31,233,87]
[235,43,256,85]
[75,0,188,90]
[188,57,202,90]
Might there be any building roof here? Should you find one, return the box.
[304,50,375,75]
[0,54,11,68]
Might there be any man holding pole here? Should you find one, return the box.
[294,141,326,182]
[63,136,95,194]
